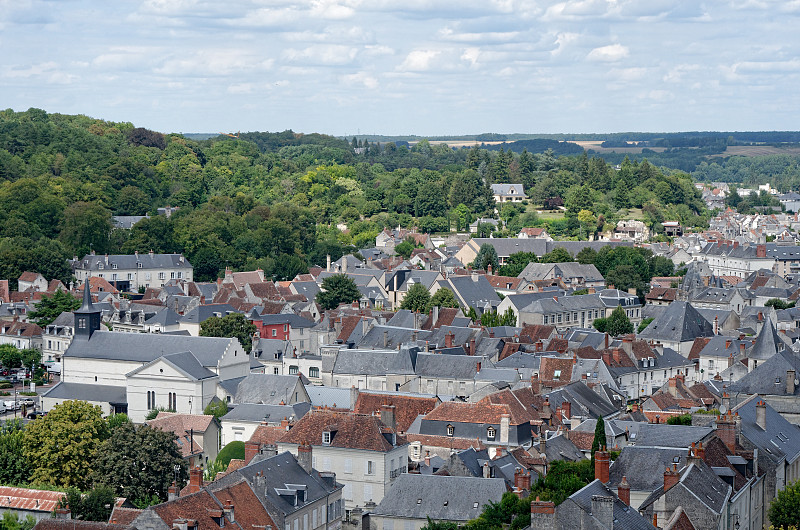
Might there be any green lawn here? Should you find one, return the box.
[536,210,566,220]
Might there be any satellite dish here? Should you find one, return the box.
[719,404,728,414]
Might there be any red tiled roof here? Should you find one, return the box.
[519,325,555,343]
[36,521,131,530]
[423,401,527,425]
[88,276,119,294]
[404,433,485,451]
[278,410,399,452]
[422,307,461,330]
[645,287,678,302]
[485,276,523,290]
[539,356,574,382]
[520,227,546,237]
[0,321,42,337]
[18,271,43,283]
[109,506,143,525]
[247,424,289,446]
[0,486,64,513]
[153,489,237,530]
[567,431,595,452]
[247,281,282,301]
[688,337,711,360]
[353,393,439,433]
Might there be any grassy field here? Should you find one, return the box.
[536,210,566,220]
[571,141,667,154]
[709,145,800,157]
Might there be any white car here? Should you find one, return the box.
[2,400,21,411]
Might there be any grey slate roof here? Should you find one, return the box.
[566,479,656,530]
[608,446,688,493]
[63,330,235,367]
[75,252,192,271]
[637,301,714,342]
[127,351,217,380]
[734,396,800,465]
[748,317,786,361]
[180,304,240,324]
[42,381,127,404]
[629,424,713,448]
[546,381,622,420]
[305,386,355,409]
[415,353,492,380]
[372,475,506,522]
[536,433,585,462]
[332,347,417,376]
[144,307,181,327]
[730,348,800,396]
[234,374,308,405]
[222,402,310,422]
[355,325,430,349]
[256,314,315,328]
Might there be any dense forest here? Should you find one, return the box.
[1,107,791,288]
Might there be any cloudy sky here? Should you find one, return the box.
[1,0,798,136]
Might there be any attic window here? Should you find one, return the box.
[322,431,331,445]
[487,427,496,441]
[446,424,454,437]
[137,262,143,268]
[553,370,561,380]
[112,264,117,269]
[417,499,422,504]
[473,502,479,509]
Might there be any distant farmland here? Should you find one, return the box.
[571,141,667,154]
[709,145,800,157]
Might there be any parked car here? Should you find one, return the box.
[26,410,45,420]
[2,400,21,410]
[0,402,6,414]
[20,398,35,407]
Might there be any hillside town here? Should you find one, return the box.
[4,199,800,530]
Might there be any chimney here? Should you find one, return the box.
[539,431,547,457]
[725,339,731,350]
[432,305,439,327]
[482,462,491,478]
[445,332,454,348]
[617,476,630,506]
[54,507,71,520]
[469,338,476,356]
[424,450,431,467]
[612,348,622,365]
[594,446,610,484]
[383,330,388,348]
[591,495,614,529]
[668,377,678,397]
[604,333,609,349]
[500,413,510,444]
[168,481,180,501]
[588,287,596,294]
[494,446,504,459]
[740,341,746,356]
[694,441,705,461]
[714,316,719,335]
[297,442,313,474]
[542,399,552,423]
[189,466,202,493]
[530,374,540,394]
[631,403,639,413]
[788,370,796,395]
[722,392,730,412]
[530,497,556,530]
[380,404,396,432]
[245,441,260,465]
[621,336,633,355]
[757,244,766,258]
[223,501,235,523]
[514,468,532,493]
[536,340,543,352]
[756,400,767,430]
[602,349,611,366]
[487,264,493,275]
[562,401,571,420]
[664,465,679,491]
[716,412,737,452]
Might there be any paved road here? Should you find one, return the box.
[1,381,43,421]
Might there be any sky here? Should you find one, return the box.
[1,0,799,136]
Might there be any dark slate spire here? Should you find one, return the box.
[749,317,784,361]
[74,280,101,340]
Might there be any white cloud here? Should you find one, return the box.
[587,43,629,62]
[461,47,480,67]
[397,49,440,71]
[341,71,378,88]
[310,0,356,19]
[283,45,359,65]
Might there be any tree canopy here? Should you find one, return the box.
[606,306,634,336]
[92,423,188,507]
[199,313,257,352]
[768,479,800,530]
[28,290,81,327]
[316,274,361,310]
[426,288,460,313]
[23,400,110,489]
[474,243,499,271]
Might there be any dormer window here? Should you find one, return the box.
[553,370,561,380]
[137,262,143,268]
[446,424,454,437]
[112,264,117,269]
[487,427,496,441]
[322,431,331,445]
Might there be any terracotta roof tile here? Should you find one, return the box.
[353,393,439,433]
[520,325,555,343]
[567,431,595,451]
[485,276,523,290]
[278,410,399,452]
[688,337,711,360]
[404,433,485,451]
[423,401,527,425]
[0,486,64,513]
[109,507,143,525]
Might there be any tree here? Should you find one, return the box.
[216,441,246,468]
[575,247,598,265]
[426,288,460,312]
[199,313,257,352]
[577,209,596,239]
[540,247,573,263]
[59,485,116,522]
[93,423,188,506]
[637,317,655,334]
[766,298,794,310]
[414,182,447,218]
[474,244,499,271]
[59,201,114,255]
[394,239,415,259]
[592,317,608,333]
[0,344,22,369]
[605,264,643,294]
[0,419,30,486]
[498,251,537,277]
[23,400,110,489]
[28,290,81,327]
[479,308,517,327]
[606,306,634,336]
[107,413,131,431]
[0,512,36,530]
[421,517,458,530]
[401,283,431,313]
[769,479,800,529]
[316,274,361,310]
[204,400,229,419]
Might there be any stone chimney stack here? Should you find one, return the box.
[530,497,556,530]
[500,413,510,444]
[380,404,397,432]
[664,464,679,491]
[297,441,313,474]
[445,332,454,348]
[756,400,767,431]
[787,370,796,395]
[591,496,614,528]
[168,481,180,501]
[717,412,738,453]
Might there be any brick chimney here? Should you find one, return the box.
[612,347,622,365]
[536,340,543,352]
[756,244,766,258]
[223,501,235,523]
[788,370,796,395]
[469,338,476,356]
[695,441,705,461]
[716,412,737,453]
[594,446,610,484]
[189,466,202,493]
[617,476,630,506]
[667,376,679,397]
[602,349,611,366]
[664,464,679,491]
[514,468,532,493]
[530,373,540,394]
[297,441,313,474]
[530,497,556,530]
[168,481,180,501]
[562,401,571,420]
[445,332,454,348]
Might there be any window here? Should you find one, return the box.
[137,262,143,269]
[553,370,561,380]
[272,329,277,337]
[309,367,320,378]
[557,314,562,323]
[343,484,353,501]
[147,390,156,409]
[127,273,133,280]
[289,365,299,375]
[158,272,165,280]
[487,427,496,440]
[366,460,375,475]
[312,510,317,528]
[112,273,118,281]
[344,458,353,473]
[171,272,176,279]
[543,316,549,324]
[322,457,331,471]
[284,324,288,332]
[322,431,331,445]
[274,367,280,374]
[363,484,373,501]
[303,515,308,530]
[446,424,454,436]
